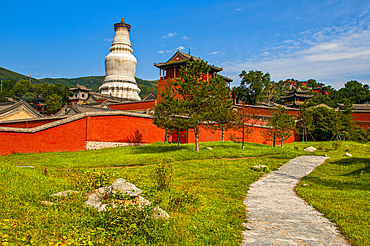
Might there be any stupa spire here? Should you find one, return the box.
[98,19,141,100]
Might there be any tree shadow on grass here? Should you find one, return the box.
[129,143,189,154]
[332,157,370,175]
[302,157,370,192]
[304,176,370,191]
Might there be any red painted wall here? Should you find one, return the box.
[171,124,295,146]
[109,101,156,111]
[0,118,87,156]
[352,112,370,130]
[86,115,166,143]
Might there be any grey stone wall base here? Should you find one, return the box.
[86,141,146,150]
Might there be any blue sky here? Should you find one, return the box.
[0,0,369,89]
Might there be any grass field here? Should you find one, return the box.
[292,141,370,246]
[0,141,368,245]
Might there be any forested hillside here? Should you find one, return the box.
[0,67,158,98]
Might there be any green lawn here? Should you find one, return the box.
[291,141,370,246]
[0,141,368,245]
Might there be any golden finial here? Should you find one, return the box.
[121,18,124,23]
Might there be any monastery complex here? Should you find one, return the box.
[0,19,369,156]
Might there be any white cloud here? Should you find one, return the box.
[104,38,113,42]
[163,32,177,38]
[182,35,189,40]
[177,46,185,50]
[207,51,219,55]
[236,8,241,11]
[157,50,164,54]
[221,15,370,89]
[166,50,172,53]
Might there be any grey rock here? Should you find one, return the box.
[303,146,317,152]
[41,200,54,206]
[111,178,142,197]
[50,190,79,197]
[82,179,169,219]
[344,153,352,157]
[253,165,268,169]
[84,186,112,212]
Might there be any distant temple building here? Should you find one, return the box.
[280,87,313,108]
[154,50,232,98]
[99,19,141,101]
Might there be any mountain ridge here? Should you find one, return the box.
[0,67,158,98]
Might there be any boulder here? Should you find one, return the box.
[111,178,142,197]
[50,190,79,197]
[207,147,213,150]
[82,178,170,219]
[252,165,267,169]
[84,186,112,212]
[304,146,317,152]
[41,201,54,206]
[344,153,352,157]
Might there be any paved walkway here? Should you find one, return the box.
[242,156,350,246]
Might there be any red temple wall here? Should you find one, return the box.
[86,115,165,143]
[177,124,295,146]
[351,112,370,129]
[109,101,156,111]
[0,118,86,156]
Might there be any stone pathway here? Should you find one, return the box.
[242,156,350,246]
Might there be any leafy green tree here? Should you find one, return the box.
[329,99,355,141]
[308,106,333,141]
[296,103,315,142]
[45,94,64,113]
[153,59,233,151]
[0,92,7,102]
[234,70,272,105]
[231,103,256,149]
[337,80,370,104]
[9,79,31,100]
[153,82,190,146]
[261,106,295,147]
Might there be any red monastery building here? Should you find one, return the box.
[154,49,232,99]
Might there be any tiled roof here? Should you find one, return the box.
[55,103,115,116]
[70,83,92,91]
[88,92,136,104]
[154,50,223,72]
[0,100,43,120]
[142,92,157,101]
[337,102,370,111]
[280,93,314,99]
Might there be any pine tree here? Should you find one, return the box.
[153,59,234,151]
[231,102,256,149]
[261,106,295,147]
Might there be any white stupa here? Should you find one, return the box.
[99,18,141,101]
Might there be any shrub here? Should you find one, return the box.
[150,163,173,190]
[332,141,341,150]
[70,170,111,191]
[168,189,202,212]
